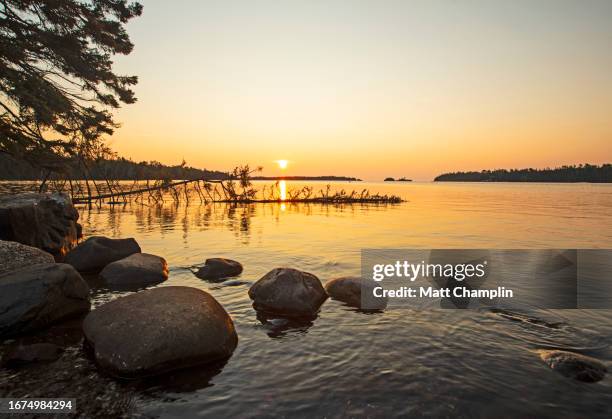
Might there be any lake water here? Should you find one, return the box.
[1,181,612,418]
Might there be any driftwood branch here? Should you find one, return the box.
[72,178,224,203]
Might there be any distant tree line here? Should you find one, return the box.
[434,164,612,182]
[0,154,228,181]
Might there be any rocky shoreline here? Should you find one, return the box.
[1,192,369,380]
[0,192,608,413]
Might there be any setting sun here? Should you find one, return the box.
[276,160,288,170]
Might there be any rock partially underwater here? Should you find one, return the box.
[0,263,90,338]
[82,286,238,378]
[539,350,607,383]
[64,236,141,273]
[100,253,168,287]
[325,276,388,310]
[249,268,328,317]
[195,258,243,281]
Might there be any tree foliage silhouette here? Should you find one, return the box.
[0,0,142,172]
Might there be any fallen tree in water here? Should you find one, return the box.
[55,166,403,205]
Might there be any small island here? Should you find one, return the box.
[434,164,611,183]
[384,177,412,182]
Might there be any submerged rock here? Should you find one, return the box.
[100,253,168,287]
[82,286,238,378]
[64,236,141,273]
[0,193,79,260]
[2,343,63,367]
[248,268,328,317]
[325,276,388,310]
[195,258,243,281]
[0,264,90,338]
[220,279,251,287]
[256,311,315,338]
[539,350,607,382]
[0,240,55,275]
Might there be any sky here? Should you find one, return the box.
[110,0,612,180]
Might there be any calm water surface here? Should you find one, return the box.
[1,181,612,418]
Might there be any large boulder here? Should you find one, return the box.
[0,193,79,260]
[64,236,141,273]
[100,253,168,287]
[248,268,328,317]
[539,350,607,382]
[195,258,243,281]
[325,276,388,310]
[0,264,90,338]
[0,240,54,276]
[82,286,238,378]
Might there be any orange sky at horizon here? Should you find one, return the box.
[107,0,612,181]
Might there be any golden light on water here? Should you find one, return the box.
[276,160,288,170]
[279,180,287,201]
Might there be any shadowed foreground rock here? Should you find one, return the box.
[83,286,238,378]
[0,193,79,260]
[100,253,168,287]
[64,236,141,272]
[249,268,328,317]
[2,343,63,367]
[0,240,55,275]
[195,258,243,281]
[325,276,388,310]
[539,350,607,382]
[0,264,90,338]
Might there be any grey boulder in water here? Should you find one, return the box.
[325,276,387,310]
[249,268,328,317]
[195,258,243,281]
[82,286,238,378]
[100,253,168,286]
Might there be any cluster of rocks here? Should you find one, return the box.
[1,206,381,379]
[1,235,237,378]
[193,259,386,316]
[244,268,609,383]
[64,235,168,287]
[1,193,236,379]
[245,269,388,317]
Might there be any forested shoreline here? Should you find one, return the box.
[0,154,228,181]
[434,164,611,182]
